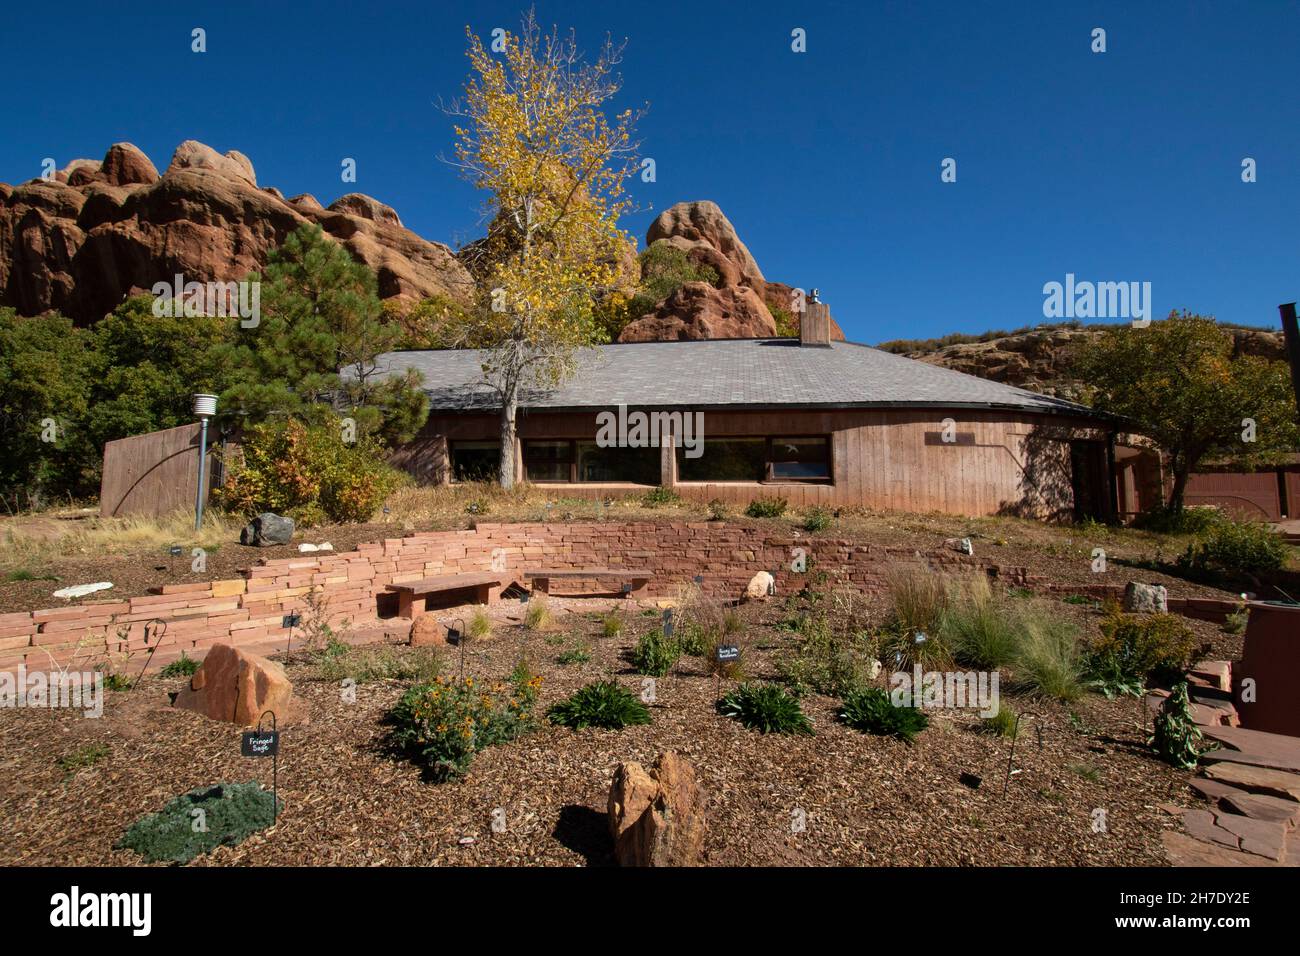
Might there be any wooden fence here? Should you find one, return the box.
[99,423,215,518]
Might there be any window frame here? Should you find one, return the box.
[674,434,834,485]
[449,440,502,484]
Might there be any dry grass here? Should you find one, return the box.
[0,508,239,575]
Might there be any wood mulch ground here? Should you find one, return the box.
[0,595,1208,867]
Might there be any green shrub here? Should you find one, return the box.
[556,645,591,666]
[524,594,553,630]
[160,652,200,679]
[58,743,110,775]
[707,498,730,521]
[318,644,441,684]
[941,577,1021,669]
[385,666,541,781]
[884,566,949,640]
[1134,504,1223,535]
[776,615,874,696]
[115,782,281,864]
[803,506,833,532]
[745,496,788,518]
[220,417,408,524]
[600,611,624,638]
[547,681,651,730]
[1150,682,1209,770]
[839,686,929,743]
[630,628,680,677]
[1013,612,1084,701]
[675,619,713,657]
[1222,606,1249,635]
[1093,603,1200,685]
[641,485,680,508]
[980,702,1018,738]
[717,682,813,735]
[1178,517,1288,575]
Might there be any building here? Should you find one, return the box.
[375,302,1161,520]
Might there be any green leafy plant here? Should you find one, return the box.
[707,498,730,521]
[839,686,929,742]
[1177,517,1288,575]
[979,702,1018,738]
[776,615,874,696]
[115,782,281,864]
[717,682,813,735]
[57,743,110,776]
[1150,681,1210,770]
[317,644,441,684]
[385,666,541,781]
[803,506,833,532]
[745,496,788,518]
[160,653,200,679]
[1093,602,1199,685]
[630,628,680,677]
[600,611,623,638]
[547,681,651,729]
[556,645,591,666]
[641,485,680,508]
[1222,605,1249,635]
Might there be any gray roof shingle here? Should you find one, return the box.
[371,338,1099,417]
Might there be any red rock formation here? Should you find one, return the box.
[0,140,474,324]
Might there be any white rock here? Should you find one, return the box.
[53,582,113,599]
[745,571,775,601]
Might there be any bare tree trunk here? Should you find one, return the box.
[498,380,518,489]
[1166,462,1190,513]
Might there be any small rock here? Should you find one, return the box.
[410,616,448,647]
[1123,581,1168,614]
[944,537,974,555]
[240,512,294,547]
[53,582,113,599]
[745,571,775,601]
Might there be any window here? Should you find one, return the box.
[576,441,660,484]
[523,439,660,484]
[770,437,830,480]
[450,441,499,482]
[524,440,573,482]
[677,438,767,482]
[676,436,831,483]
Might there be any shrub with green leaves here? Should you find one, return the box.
[717,682,813,735]
[803,506,833,532]
[1178,517,1288,575]
[776,615,873,696]
[220,416,408,525]
[318,644,441,684]
[385,665,540,781]
[630,628,680,677]
[839,686,929,742]
[1151,682,1210,770]
[980,702,1018,738]
[745,496,788,518]
[707,498,730,521]
[160,653,200,678]
[1093,603,1199,685]
[115,781,280,864]
[547,681,651,730]
[600,611,623,638]
[641,485,680,508]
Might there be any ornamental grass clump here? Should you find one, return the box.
[839,686,929,743]
[547,681,651,730]
[386,663,541,781]
[717,682,813,735]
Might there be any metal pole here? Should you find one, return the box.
[194,416,210,531]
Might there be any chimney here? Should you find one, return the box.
[800,288,831,347]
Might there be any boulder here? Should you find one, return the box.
[101,143,159,186]
[744,571,775,601]
[944,537,974,556]
[619,282,777,342]
[1123,581,1168,614]
[646,201,765,289]
[409,616,448,647]
[607,751,706,866]
[240,512,295,547]
[0,139,475,323]
[172,643,296,726]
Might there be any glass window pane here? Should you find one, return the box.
[524,440,572,481]
[677,438,767,482]
[770,437,829,479]
[451,441,499,482]
[576,441,660,484]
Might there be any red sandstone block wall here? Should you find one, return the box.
[4,521,1153,673]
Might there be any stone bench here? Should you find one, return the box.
[523,568,652,599]
[386,572,508,619]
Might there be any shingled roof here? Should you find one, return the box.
[372,338,1102,417]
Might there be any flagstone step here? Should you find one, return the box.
[1201,761,1300,802]
[1189,778,1300,827]
[1181,808,1289,861]
[1199,726,1300,773]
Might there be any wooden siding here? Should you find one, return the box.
[99,423,211,518]
[404,407,1119,519]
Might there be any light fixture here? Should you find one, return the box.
[193,394,217,530]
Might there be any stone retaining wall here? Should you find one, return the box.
[0,521,1239,672]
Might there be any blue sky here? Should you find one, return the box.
[3,1,1297,343]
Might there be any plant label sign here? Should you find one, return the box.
[168,545,183,557]
[241,730,279,757]
[281,613,301,629]
[716,645,740,663]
